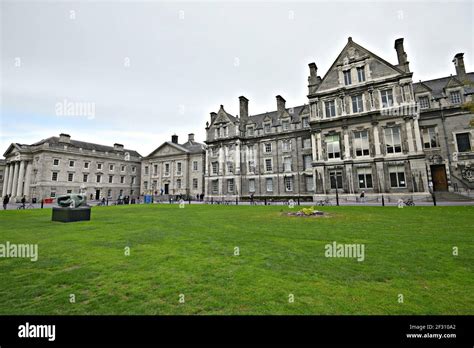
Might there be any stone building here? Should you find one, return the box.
[140,134,205,198]
[0,159,5,198]
[2,133,142,202]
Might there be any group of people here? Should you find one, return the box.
[3,194,27,210]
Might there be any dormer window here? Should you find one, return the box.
[214,128,218,138]
[301,117,309,128]
[418,96,430,109]
[264,122,271,133]
[343,70,352,85]
[282,120,290,131]
[223,126,228,137]
[450,91,461,104]
[246,125,254,136]
[357,67,365,82]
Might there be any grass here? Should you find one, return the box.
[0,204,473,315]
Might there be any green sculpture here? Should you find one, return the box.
[57,194,87,208]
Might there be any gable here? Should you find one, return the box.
[146,142,187,158]
[3,143,22,158]
[317,39,404,93]
[445,76,463,90]
[413,82,432,94]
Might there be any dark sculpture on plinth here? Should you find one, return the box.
[52,194,91,222]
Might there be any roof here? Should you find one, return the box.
[245,104,309,129]
[145,139,205,158]
[7,136,142,158]
[413,72,474,99]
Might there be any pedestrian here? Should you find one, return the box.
[21,195,26,209]
[3,194,9,210]
[360,190,365,203]
[250,193,254,205]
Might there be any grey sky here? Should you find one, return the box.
[1,0,473,156]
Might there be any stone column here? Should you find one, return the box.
[311,133,318,161]
[24,161,33,198]
[235,141,241,174]
[11,161,20,198]
[218,146,224,175]
[405,118,415,154]
[413,117,423,153]
[316,132,323,161]
[343,128,350,160]
[372,123,382,156]
[2,164,10,196]
[16,160,26,198]
[7,163,14,195]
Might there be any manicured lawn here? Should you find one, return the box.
[0,204,473,315]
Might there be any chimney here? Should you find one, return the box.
[171,134,178,144]
[188,133,195,142]
[308,63,322,94]
[114,143,124,151]
[59,133,71,143]
[394,38,410,72]
[276,95,286,114]
[210,112,217,123]
[239,96,249,119]
[453,53,466,81]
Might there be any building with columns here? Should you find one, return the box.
[140,134,205,198]
[2,133,142,202]
[0,159,5,198]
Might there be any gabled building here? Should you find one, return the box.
[140,134,205,198]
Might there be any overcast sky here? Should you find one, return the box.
[1,0,473,157]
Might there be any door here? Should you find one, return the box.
[95,189,100,200]
[431,165,448,191]
[164,184,169,195]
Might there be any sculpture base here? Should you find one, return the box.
[52,206,91,223]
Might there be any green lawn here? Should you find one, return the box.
[0,205,473,315]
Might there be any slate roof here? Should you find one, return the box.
[24,136,142,157]
[413,72,474,99]
[245,104,309,129]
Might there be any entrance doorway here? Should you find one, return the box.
[431,165,448,191]
[95,189,101,200]
[164,184,169,195]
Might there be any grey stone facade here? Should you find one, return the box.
[2,134,142,202]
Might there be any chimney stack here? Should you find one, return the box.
[453,53,466,81]
[394,38,410,72]
[59,133,71,143]
[239,96,249,119]
[171,134,178,144]
[308,62,322,94]
[276,95,286,114]
[188,133,195,142]
[114,143,124,151]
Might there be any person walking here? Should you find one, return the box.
[360,190,365,203]
[21,195,26,209]
[3,195,9,210]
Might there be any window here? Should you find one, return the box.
[227,162,233,173]
[193,161,198,171]
[282,140,291,152]
[282,120,290,131]
[50,191,56,198]
[132,166,136,173]
[306,176,314,191]
[212,162,218,174]
[144,181,148,190]
[418,96,430,109]
[84,162,90,169]
[423,127,439,149]
[144,166,149,175]
[354,130,370,156]
[326,134,341,159]
[68,173,74,182]
[265,159,273,172]
[214,128,218,138]
[107,189,111,197]
[67,190,72,194]
[248,160,256,173]
[284,157,292,172]
[384,127,402,154]
[96,174,102,183]
[389,166,406,188]
[302,117,309,128]
[450,91,461,104]
[152,180,157,190]
[212,180,218,193]
[83,174,88,182]
[343,70,352,85]
[456,133,471,152]
[193,178,198,189]
[325,100,336,118]
[266,178,273,192]
[303,155,312,170]
[227,179,234,192]
[165,163,170,175]
[131,176,135,184]
[153,164,158,175]
[264,143,272,153]
[329,170,343,189]
[357,67,365,82]
[108,175,113,184]
[352,95,364,113]
[264,123,271,133]
[109,164,114,171]
[68,160,74,167]
[97,163,103,170]
[130,189,134,196]
[120,176,125,184]
[52,172,58,181]
[121,165,125,171]
[381,89,394,108]
[53,159,60,166]
[358,168,373,189]
[303,137,311,149]
[248,179,255,193]
[176,179,181,189]
[247,126,255,136]
[177,162,182,174]
[284,177,293,191]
